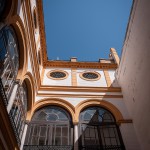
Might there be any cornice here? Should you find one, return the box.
[37,0,47,64]
[36,93,123,98]
[37,0,118,69]
[39,86,122,93]
[44,61,118,69]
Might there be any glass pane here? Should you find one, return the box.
[62,137,68,145]
[40,126,47,136]
[55,127,61,136]
[31,136,38,145]
[39,137,45,145]
[62,127,68,136]
[55,137,61,145]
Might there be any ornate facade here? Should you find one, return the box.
[0,0,149,150]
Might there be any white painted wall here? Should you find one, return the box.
[117,0,150,149]
[108,70,119,87]
[77,69,107,87]
[43,68,72,86]
[27,52,33,75]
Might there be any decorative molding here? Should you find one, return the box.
[71,68,77,86]
[43,61,118,69]
[75,99,124,123]
[46,70,68,80]
[103,69,112,87]
[110,48,120,66]
[117,119,132,124]
[79,71,100,81]
[37,93,123,98]
[41,68,45,84]
[31,98,76,122]
[39,86,122,93]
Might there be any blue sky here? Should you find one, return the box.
[43,0,132,61]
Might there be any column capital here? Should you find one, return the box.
[73,121,79,125]
[25,120,30,125]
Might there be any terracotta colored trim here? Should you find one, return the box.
[39,86,122,93]
[31,98,76,123]
[103,69,112,87]
[37,93,123,98]
[75,99,124,123]
[71,68,77,86]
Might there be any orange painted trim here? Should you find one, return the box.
[29,98,127,125]
[22,72,35,113]
[71,68,77,86]
[39,86,122,92]
[6,15,28,80]
[103,69,112,87]
[36,93,123,98]
[79,71,101,81]
[46,70,69,80]
[30,98,76,123]
[75,99,124,123]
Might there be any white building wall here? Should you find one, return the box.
[108,70,119,87]
[77,69,107,87]
[43,68,72,86]
[117,0,150,149]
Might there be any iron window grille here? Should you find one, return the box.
[82,72,98,79]
[50,71,66,79]
[0,26,19,100]
[24,106,73,149]
[79,107,125,150]
[10,82,28,141]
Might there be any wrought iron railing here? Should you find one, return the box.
[0,78,8,106]
[9,112,21,146]
[0,78,21,145]
[23,145,73,150]
[80,145,125,150]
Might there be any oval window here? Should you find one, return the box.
[47,70,68,80]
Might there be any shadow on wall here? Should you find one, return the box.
[75,107,125,150]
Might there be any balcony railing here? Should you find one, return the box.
[79,145,125,150]
[0,78,8,106]
[0,78,21,145]
[23,145,73,150]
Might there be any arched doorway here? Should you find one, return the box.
[79,107,125,150]
[24,106,74,149]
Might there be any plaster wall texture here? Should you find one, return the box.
[120,124,141,150]
[27,52,33,75]
[35,96,130,120]
[108,70,119,87]
[117,0,150,149]
[43,68,72,86]
[77,69,107,87]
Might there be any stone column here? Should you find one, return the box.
[74,123,79,150]
[7,82,19,113]
[20,121,29,150]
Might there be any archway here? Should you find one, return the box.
[78,106,125,150]
[24,106,74,149]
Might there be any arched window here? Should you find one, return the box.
[79,107,125,150]
[0,26,19,99]
[24,106,73,149]
[10,81,28,140]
